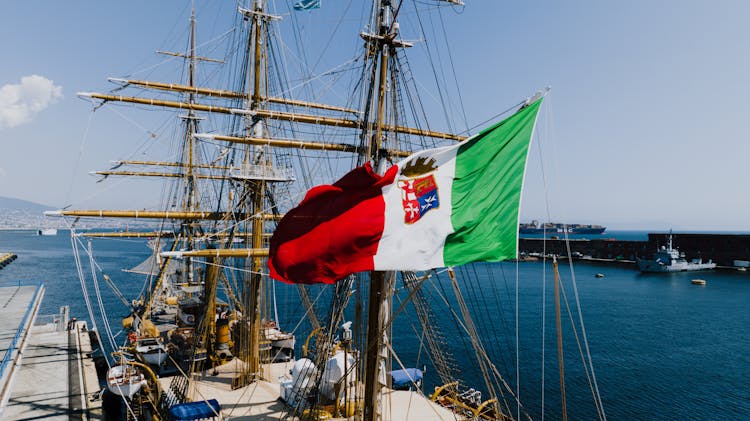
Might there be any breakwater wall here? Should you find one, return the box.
[519,233,750,267]
[0,253,17,270]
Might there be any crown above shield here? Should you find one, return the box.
[401,156,437,177]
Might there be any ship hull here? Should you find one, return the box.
[637,259,717,273]
[519,227,606,234]
[571,227,606,234]
[106,364,146,399]
[135,342,168,366]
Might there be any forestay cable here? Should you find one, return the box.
[87,240,119,353]
[67,225,137,419]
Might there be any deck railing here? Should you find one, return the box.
[0,282,43,381]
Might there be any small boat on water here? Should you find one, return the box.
[691,279,707,286]
[595,273,605,278]
[106,364,146,399]
[36,228,57,236]
[637,234,716,273]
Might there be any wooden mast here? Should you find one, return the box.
[241,0,269,382]
[183,2,221,366]
[186,2,197,209]
[364,1,397,419]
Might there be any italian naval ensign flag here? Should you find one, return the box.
[269,97,542,284]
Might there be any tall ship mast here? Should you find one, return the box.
[47,1,607,420]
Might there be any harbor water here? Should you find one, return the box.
[0,229,748,420]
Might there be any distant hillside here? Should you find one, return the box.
[0,196,156,230]
[0,196,54,211]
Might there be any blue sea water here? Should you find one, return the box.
[0,229,748,420]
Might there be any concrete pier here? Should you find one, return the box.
[0,283,45,409]
[0,285,101,420]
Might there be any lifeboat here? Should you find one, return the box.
[106,364,146,399]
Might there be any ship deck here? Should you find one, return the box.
[161,359,461,420]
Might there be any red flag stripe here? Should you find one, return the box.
[269,163,398,284]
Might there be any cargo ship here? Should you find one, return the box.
[519,220,606,234]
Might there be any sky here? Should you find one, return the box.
[1,1,750,230]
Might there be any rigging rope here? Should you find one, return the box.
[437,4,470,134]
[515,253,520,421]
[557,270,604,421]
[87,240,118,353]
[427,270,532,420]
[535,96,607,420]
[552,258,568,421]
[537,98,554,421]
[65,111,94,206]
[412,0,455,134]
[68,229,138,419]
[70,232,99,339]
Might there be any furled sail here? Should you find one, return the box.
[124,239,178,277]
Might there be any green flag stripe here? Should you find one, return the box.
[443,99,542,266]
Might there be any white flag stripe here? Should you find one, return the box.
[373,144,459,270]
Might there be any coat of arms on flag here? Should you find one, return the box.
[399,175,439,223]
[398,157,440,224]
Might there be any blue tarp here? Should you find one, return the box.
[169,399,221,420]
[389,368,423,389]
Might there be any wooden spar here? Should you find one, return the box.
[109,78,242,99]
[267,96,357,114]
[203,134,358,153]
[80,231,175,238]
[78,231,267,239]
[77,92,466,141]
[161,248,268,258]
[359,32,414,48]
[110,160,233,170]
[91,170,237,180]
[110,79,359,114]
[44,209,282,220]
[201,232,272,239]
[155,51,224,63]
[196,134,411,158]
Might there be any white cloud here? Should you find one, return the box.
[0,75,62,130]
